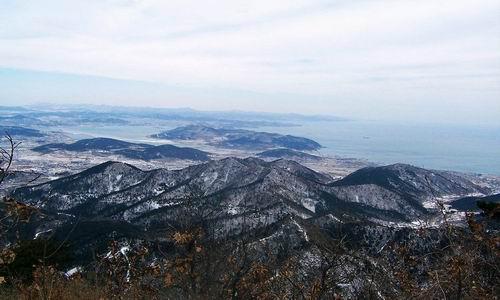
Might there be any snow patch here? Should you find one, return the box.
[227,204,238,215]
[64,266,82,277]
[57,212,76,218]
[301,198,317,213]
[291,219,309,242]
[34,229,53,239]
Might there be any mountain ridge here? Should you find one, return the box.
[32,137,210,161]
[256,148,322,161]
[12,159,491,235]
[151,125,322,151]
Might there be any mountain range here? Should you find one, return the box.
[11,158,490,251]
[32,137,210,161]
[151,125,322,151]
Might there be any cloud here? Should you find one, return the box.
[0,0,499,124]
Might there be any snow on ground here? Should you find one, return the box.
[291,219,309,242]
[64,266,82,278]
[301,198,317,213]
[423,192,485,209]
[227,204,238,215]
[34,229,53,239]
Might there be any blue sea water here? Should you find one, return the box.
[260,120,500,175]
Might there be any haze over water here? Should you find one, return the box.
[261,120,500,175]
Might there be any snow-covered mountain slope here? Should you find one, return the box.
[14,158,335,232]
[7,158,500,271]
[332,163,489,200]
[13,161,145,210]
[256,148,322,161]
[13,158,494,236]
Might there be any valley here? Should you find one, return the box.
[1,104,499,298]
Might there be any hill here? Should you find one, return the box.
[151,125,322,151]
[32,137,210,161]
[0,126,45,137]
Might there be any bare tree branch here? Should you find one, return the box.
[0,134,21,188]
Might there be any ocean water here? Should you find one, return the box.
[259,120,500,175]
[56,120,500,175]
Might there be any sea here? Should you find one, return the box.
[57,119,500,176]
[260,120,500,175]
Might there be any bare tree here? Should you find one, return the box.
[0,134,20,188]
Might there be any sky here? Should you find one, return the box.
[0,0,499,125]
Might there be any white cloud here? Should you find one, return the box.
[0,0,499,123]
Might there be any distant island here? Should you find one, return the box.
[151,125,322,151]
[0,126,45,137]
[32,137,210,161]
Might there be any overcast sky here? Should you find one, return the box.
[0,0,499,124]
